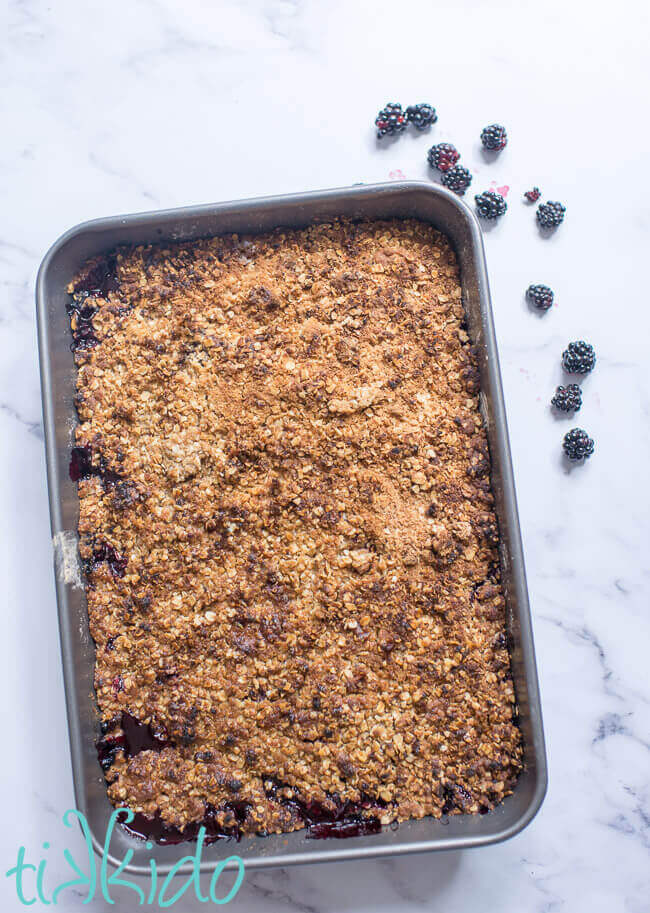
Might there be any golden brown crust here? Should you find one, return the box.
[69,219,521,837]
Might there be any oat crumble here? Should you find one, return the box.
[68,218,522,840]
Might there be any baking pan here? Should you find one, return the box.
[36,181,547,874]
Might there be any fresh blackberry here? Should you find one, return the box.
[526,284,554,310]
[562,341,596,374]
[406,103,437,130]
[524,187,541,203]
[537,201,566,228]
[563,428,594,462]
[480,124,508,151]
[375,103,407,138]
[427,143,460,172]
[440,165,473,195]
[474,190,507,220]
[552,384,582,413]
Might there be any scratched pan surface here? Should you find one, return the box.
[36,182,547,874]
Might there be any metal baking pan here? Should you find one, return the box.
[36,181,547,874]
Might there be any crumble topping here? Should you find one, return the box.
[68,218,522,839]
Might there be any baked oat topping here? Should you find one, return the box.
[68,218,522,841]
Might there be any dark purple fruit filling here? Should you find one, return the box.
[308,815,382,839]
[72,318,98,349]
[116,803,249,846]
[121,711,170,756]
[441,782,476,814]
[73,256,119,297]
[97,734,127,772]
[67,295,100,352]
[89,541,128,578]
[100,715,120,735]
[96,711,171,774]
[67,255,122,352]
[112,675,125,694]
[116,787,382,845]
[263,777,383,840]
[69,446,93,481]
[69,444,123,488]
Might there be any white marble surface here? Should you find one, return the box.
[2,0,649,910]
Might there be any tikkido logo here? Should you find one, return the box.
[5,809,245,907]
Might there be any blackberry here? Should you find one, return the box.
[474,190,507,220]
[563,428,594,462]
[427,142,460,172]
[552,384,582,413]
[440,165,473,195]
[480,124,508,151]
[537,201,566,228]
[406,103,437,130]
[562,341,596,374]
[524,187,541,203]
[375,103,407,138]
[526,284,554,310]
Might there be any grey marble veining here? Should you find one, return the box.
[1,0,649,910]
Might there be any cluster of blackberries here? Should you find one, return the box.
[525,297,594,461]
[550,342,596,462]
[375,103,437,138]
[374,105,567,230]
[426,124,510,213]
[472,125,508,216]
[377,113,510,216]
[472,125,509,217]
[427,142,473,195]
[525,281,595,460]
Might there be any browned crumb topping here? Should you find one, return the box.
[69,218,521,838]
